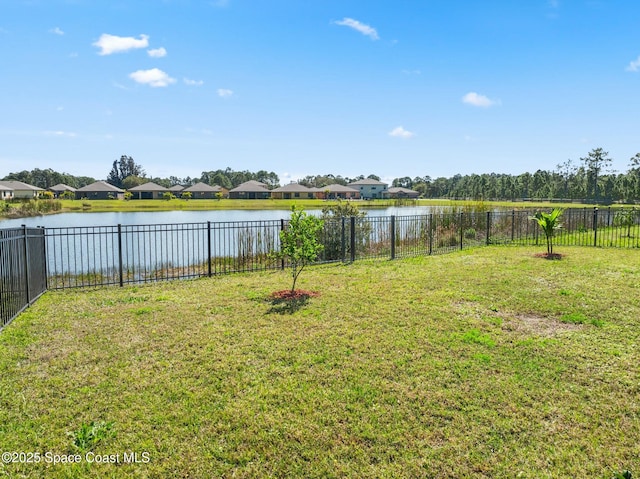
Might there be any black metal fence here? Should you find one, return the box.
[0,226,47,330]
[1,208,639,326]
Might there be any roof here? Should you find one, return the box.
[182,182,225,193]
[0,180,44,191]
[229,180,270,193]
[322,184,360,193]
[348,178,388,186]
[127,182,168,192]
[388,187,419,194]
[49,183,77,192]
[271,183,313,193]
[76,181,125,193]
[168,185,185,192]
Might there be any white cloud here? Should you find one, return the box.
[184,78,204,86]
[462,92,499,107]
[388,126,415,139]
[45,130,77,138]
[217,88,233,97]
[625,56,640,72]
[334,18,379,40]
[93,33,149,55]
[129,68,176,87]
[49,27,64,35]
[148,47,167,58]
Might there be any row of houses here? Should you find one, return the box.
[0,178,420,201]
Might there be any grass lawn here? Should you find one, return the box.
[1,246,639,478]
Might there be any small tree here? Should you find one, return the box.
[531,208,563,256]
[181,191,192,200]
[274,206,324,292]
[614,208,637,238]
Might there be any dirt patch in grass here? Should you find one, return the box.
[503,314,582,338]
[267,289,320,314]
[269,289,320,301]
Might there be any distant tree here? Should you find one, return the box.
[392,177,413,188]
[580,148,613,202]
[367,174,381,181]
[122,175,146,190]
[556,159,577,199]
[107,155,145,188]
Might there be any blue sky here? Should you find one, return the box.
[1,0,639,184]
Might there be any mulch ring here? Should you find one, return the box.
[533,252,563,260]
[269,290,321,301]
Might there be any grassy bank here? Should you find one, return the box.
[1,246,639,478]
[59,198,399,213]
[58,198,612,214]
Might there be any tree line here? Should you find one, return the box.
[391,148,640,203]
[3,148,640,202]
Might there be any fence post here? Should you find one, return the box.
[117,224,124,287]
[459,212,464,250]
[207,221,212,277]
[390,215,396,260]
[350,216,356,263]
[341,217,346,263]
[22,225,31,303]
[593,207,598,247]
[41,227,48,291]
[486,211,491,245]
[511,210,515,241]
[428,214,433,255]
[280,219,285,270]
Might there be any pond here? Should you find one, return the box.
[0,205,449,229]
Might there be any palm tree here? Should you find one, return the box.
[531,209,563,256]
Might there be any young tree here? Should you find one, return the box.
[274,206,324,292]
[531,208,563,256]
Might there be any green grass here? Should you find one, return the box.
[1,247,639,478]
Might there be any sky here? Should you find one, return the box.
[1,0,639,185]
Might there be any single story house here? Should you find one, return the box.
[313,184,360,200]
[0,183,13,200]
[128,182,169,199]
[48,183,77,197]
[76,181,125,200]
[387,187,420,199]
[228,180,271,199]
[0,180,44,199]
[270,183,315,200]
[182,182,228,199]
[348,179,388,199]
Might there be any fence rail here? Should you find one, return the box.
[1,208,639,328]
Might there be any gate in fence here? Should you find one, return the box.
[0,226,47,330]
